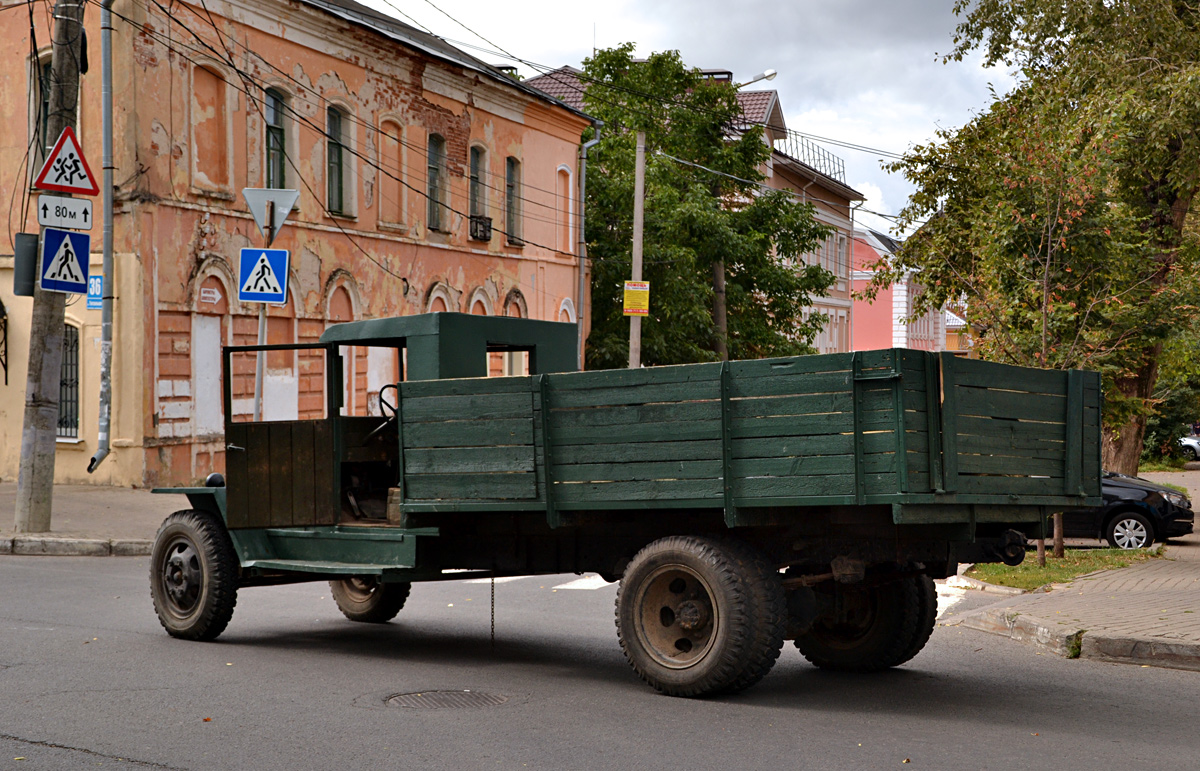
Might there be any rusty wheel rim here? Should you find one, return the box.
[341,577,380,602]
[633,565,719,670]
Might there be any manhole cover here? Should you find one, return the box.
[386,690,508,709]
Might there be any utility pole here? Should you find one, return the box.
[628,131,645,369]
[15,0,88,533]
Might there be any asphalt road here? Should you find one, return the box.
[2,557,1199,771]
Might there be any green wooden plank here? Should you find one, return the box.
[955,431,1066,460]
[733,434,854,459]
[548,381,720,409]
[720,362,737,526]
[552,459,723,483]
[957,454,1067,477]
[731,413,853,439]
[940,353,959,493]
[550,420,720,445]
[404,446,536,474]
[954,475,1069,496]
[956,415,1068,444]
[727,353,854,379]
[955,386,1066,423]
[729,391,851,419]
[401,391,533,422]
[404,473,538,500]
[553,478,723,502]
[401,376,534,399]
[727,370,853,398]
[731,454,855,478]
[404,418,534,448]
[550,399,720,428]
[736,474,856,498]
[947,357,1069,393]
[556,440,723,465]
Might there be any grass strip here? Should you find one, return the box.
[967,547,1161,591]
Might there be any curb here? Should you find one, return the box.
[956,607,1084,658]
[945,574,1027,596]
[1,536,153,557]
[956,606,1200,672]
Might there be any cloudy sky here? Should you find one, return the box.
[361,0,1018,234]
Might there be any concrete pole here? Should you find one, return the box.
[88,0,116,474]
[628,131,645,369]
[15,0,87,532]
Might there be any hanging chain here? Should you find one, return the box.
[490,575,496,652]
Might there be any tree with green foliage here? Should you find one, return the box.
[581,45,834,369]
[875,1,1200,474]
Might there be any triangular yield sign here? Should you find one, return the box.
[240,252,283,295]
[34,126,99,195]
[44,233,86,285]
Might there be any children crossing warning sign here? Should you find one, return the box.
[238,248,289,304]
[40,227,90,294]
[33,127,99,196]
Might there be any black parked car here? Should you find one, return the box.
[1059,472,1194,549]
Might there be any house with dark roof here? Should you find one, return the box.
[527,64,864,353]
[0,0,592,487]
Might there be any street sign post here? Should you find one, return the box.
[238,248,290,305]
[33,127,99,196]
[37,194,93,230]
[39,227,90,295]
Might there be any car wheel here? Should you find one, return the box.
[150,510,239,641]
[1184,445,1198,461]
[1106,511,1155,549]
[615,536,785,697]
[330,577,411,623]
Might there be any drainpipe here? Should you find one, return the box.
[576,121,602,370]
[87,0,115,474]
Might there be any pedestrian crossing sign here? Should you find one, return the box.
[39,227,90,295]
[238,247,289,304]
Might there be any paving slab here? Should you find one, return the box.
[1,482,177,557]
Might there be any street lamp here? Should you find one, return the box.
[735,68,777,89]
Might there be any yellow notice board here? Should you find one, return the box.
[623,280,650,316]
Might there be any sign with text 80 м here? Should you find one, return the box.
[238,248,289,305]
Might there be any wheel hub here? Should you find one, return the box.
[634,565,719,669]
[161,541,201,612]
[676,600,708,631]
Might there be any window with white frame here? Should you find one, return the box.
[327,106,347,215]
[427,133,446,231]
[265,88,286,188]
[505,156,522,244]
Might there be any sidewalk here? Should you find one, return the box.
[943,468,1200,672]
[0,482,178,556]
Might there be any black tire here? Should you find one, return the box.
[150,510,239,641]
[794,577,920,672]
[330,577,411,623]
[883,575,938,668]
[615,536,785,698]
[1106,511,1155,549]
[1183,445,1198,461]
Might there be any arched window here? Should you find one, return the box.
[327,107,346,214]
[265,88,287,188]
[505,156,522,245]
[427,134,446,231]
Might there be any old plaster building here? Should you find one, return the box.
[527,65,862,354]
[0,0,592,486]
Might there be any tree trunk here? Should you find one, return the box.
[712,259,728,361]
[1101,348,1161,475]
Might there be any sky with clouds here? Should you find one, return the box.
[361,0,1018,234]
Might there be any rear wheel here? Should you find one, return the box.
[330,577,411,623]
[150,510,239,641]
[794,577,921,672]
[615,536,785,697]
[1106,511,1154,549]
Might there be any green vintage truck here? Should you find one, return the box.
[151,312,1101,697]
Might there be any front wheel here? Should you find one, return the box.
[615,536,785,697]
[150,510,239,641]
[1106,511,1154,549]
[330,577,411,623]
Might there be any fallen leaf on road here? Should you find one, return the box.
[903,759,911,764]
[203,718,212,722]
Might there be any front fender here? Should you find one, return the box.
[150,487,227,522]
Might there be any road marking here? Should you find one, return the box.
[553,574,614,590]
[935,582,967,620]
[464,576,526,584]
